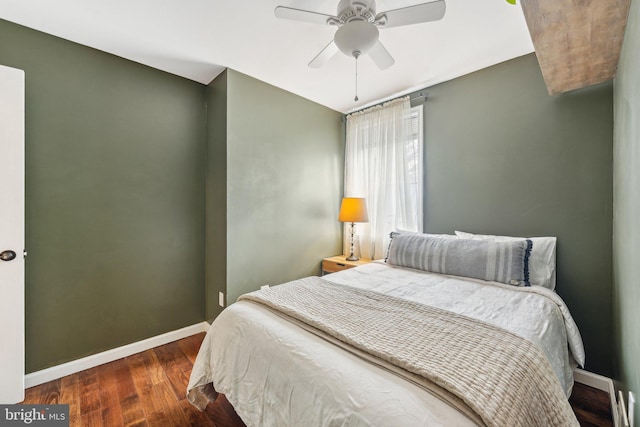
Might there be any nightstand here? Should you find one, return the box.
[321,255,372,275]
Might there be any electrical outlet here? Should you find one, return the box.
[630,391,636,427]
[218,292,225,307]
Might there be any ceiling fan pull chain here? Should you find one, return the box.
[354,50,360,102]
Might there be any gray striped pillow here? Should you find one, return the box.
[387,232,532,286]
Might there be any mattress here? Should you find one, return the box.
[187,262,585,426]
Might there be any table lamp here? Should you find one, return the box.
[339,197,369,261]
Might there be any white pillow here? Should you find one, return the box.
[455,231,557,290]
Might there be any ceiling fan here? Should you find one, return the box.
[274,0,446,70]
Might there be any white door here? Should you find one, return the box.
[0,64,25,404]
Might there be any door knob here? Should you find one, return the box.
[0,250,17,261]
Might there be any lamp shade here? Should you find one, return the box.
[339,197,369,223]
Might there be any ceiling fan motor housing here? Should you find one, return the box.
[337,0,377,23]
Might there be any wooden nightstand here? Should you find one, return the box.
[321,255,372,275]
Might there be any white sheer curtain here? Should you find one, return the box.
[344,96,423,260]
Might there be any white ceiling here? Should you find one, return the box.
[0,0,534,113]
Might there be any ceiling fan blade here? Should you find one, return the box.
[368,40,395,70]
[376,0,446,29]
[309,40,339,68]
[274,6,336,25]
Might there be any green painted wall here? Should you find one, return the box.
[205,70,228,321]
[419,53,614,376]
[613,0,640,421]
[225,70,344,304]
[0,19,207,372]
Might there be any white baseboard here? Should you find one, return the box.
[24,321,209,389]
[574,368,619,427]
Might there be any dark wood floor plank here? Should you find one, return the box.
[204,394,246,427]
[95,361,125,427]
[77,367,102,427]
[127,352,166,419]
[569,383,613,427]
[112,358,147,426]
[78,367,101,416]
[145,410,173,427]
[137,349,165,386]
[181,399,216,427]
[125,419,149,427]
[37,378,61,405]
[154,380,190,426]
[80,407,103,427]
[153,341,193,401]
[60,375,80,427]
[178,332,205,364]
[154,340,193,372]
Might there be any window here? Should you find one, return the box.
[344,97,424,259]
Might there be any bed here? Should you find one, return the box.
[187,232,585,427]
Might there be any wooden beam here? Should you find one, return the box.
[521,0,631,95]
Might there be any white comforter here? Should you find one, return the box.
[187,262,585,427]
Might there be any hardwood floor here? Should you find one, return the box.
[20,333,243,427]
[21,332,612,426]
[569,382,613,427]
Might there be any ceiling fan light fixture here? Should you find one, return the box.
[334,21,379,56]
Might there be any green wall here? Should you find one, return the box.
[419,53,614,376]
[205,71,228,320]
[0,19,207,372]
[613,0,640,421]
[203,69,344,318]
[225,70,344,304]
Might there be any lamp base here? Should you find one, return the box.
[345,221,359,261]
